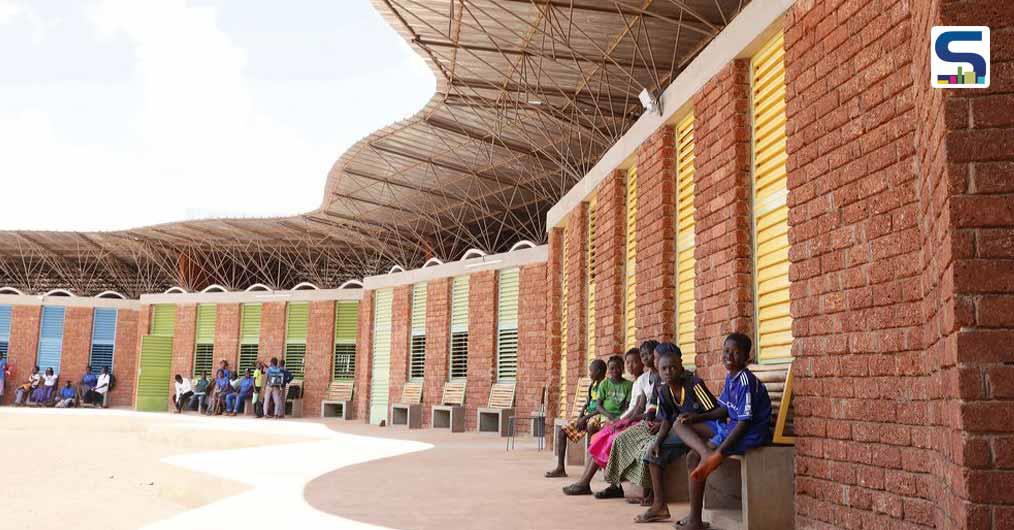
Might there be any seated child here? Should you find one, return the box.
[225,369,255,416]
[78,367,98,403]
[666,332,772,530]
[211,369,232,415]
[29,367,58,406]
[190,372,210,413]
[55,381,77,408]
[14,366,42,406]
[545,359,607,478]
[634,347,718,523]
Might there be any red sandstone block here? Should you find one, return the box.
[961,401,1014,433]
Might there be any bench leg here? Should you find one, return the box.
[742,448,794,530]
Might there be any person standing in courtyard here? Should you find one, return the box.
[78,365,97,405]
[264,357,285,419]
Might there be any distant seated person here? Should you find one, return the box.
[190,372,210,413]
[78,366,98,403]
[55,381,77,408]
[211,368,232,415]
[172,374,193,414]
[14,365,42,406]
[225,369,255,416]
[29,367,58,406]
[91,366,111,407]
[545,358,607,478]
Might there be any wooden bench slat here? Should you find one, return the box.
[400,382,423,404]
[486,382,516,409]
[440,380,467,405]
[570,377,592,419]
[324,381,354,402]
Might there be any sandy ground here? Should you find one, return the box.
[1,407,308,530]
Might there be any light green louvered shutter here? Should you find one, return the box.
[449,276,469,380]
[239,303,261,372]
[284,302,309,378]
[497,269,520,382]
[409,283,427,381]
[193,304,216,377]
[370,289,393,424]
[332,301,358,380]
[136,335,172,412]
[151,305,176,336]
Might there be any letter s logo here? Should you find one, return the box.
[936,31,987,76]
[931,26,990,88]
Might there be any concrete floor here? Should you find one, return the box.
[305,421,694,530]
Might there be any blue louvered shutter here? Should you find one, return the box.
[89,308,117,374]
[0,304,11,357]
[38,306,65,375]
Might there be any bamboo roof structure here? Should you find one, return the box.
[0,0,750,297]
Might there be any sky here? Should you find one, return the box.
[0,0,435,231]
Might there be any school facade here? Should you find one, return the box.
[0,0,1010,528]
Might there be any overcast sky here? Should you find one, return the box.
[0,0,435,231]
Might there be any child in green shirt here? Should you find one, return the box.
[596,355,634,419]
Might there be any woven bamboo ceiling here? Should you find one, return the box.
[0,0,749,297]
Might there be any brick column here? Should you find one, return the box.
[170,304,196,384]
[132,305,150,407]
[388,285,412,413]
[259,302,286,361]
[636,126,677,343]
[692,59,754,387]
[112,308,139,408]
[594,170,627,358]
[60,306,93,385]
[545,227,563,441]
[516,263,549,434]
[564,203,588,415]
[303,300,335,417]
[466,270,497,430]
[3,305,40,404]
[422,278,450,427]
[354,291,374,422]
[214,304,240,371]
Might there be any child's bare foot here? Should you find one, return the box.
[544,468,567,478]
[633,507,671,523]
[690,451,724,481]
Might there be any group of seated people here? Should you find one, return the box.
[545,333,771,530]
[172,356,294,418]
[8,363,112,408]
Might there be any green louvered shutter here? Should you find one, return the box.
[136,335,172,412]
[497,269,520,382]
[284,302,309,378]
[409,283,427,381]
[239,303,261,372]
[370,289,393,424]
[332,301,358,380]
[89,308,117,374]
[151,305,176,336]
[0,304,11,358]
[449,276,469,380]
[193,304,216,377]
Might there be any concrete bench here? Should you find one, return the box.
[553,377,592,466]
[477,381,516,436]
[320,380,354,420]
[431,380,466,433]
[284,379,304,418]
[390,381,423,429]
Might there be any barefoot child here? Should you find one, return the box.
[668,332,772,530]
[634,347,718,524]
[545,358,607,478]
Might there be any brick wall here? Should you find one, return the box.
[214,304,240,371]
[564,204,588,417]
[303,300,335,417]
[60,306,93,385]
[545,227,563,443]
[692,59,754,386]
[388,285,411,415]
[170,304,196,394]
[111,308,138,407]
[465,270,497,430]
[3,305,40,404]
[593,171,627,359]
[422,278,450,427]
[354,290,373,422]
[516,263,549,433]
[132,305,150,407]
[636,127,677,344]
[259,302,286,362]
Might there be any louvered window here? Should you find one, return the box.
[449,276,469,380]
[332,301,358,380]
[89,308,117,374]
[497,269,519,382]
[409,283,427,381]
[239,303,261,372]
[0,304,11,358]
[137,335,172,412]
[751,31,792,364]
[151,304,175,336]
[560,233,569,416]
[193,304,216,377]
[587,197,597,361]
[285,302,309,378]
[625,166,638,350]
[675,113,697,366]
[38,306,65,375]
[370,289,394,424]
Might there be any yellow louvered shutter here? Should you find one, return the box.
[496,269,519,382]
[751,32,792,364]
[449,276,469,380]
[370,288,393,424]
[285,302,309,378]
[587,196,597,361]
[193,304,216,377]
[675,114,697,365]
[560,233,569,417]
[624,166,638,350]
[238,303,261,373]
[151,304,175,336]
[333,301,358,380]
[409,283,427,381]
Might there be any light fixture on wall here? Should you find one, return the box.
[639,88,661,116]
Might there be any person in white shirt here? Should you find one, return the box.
[172,374,193,413]
[92,366,111,407]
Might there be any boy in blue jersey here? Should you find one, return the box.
[671,332,771,530]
